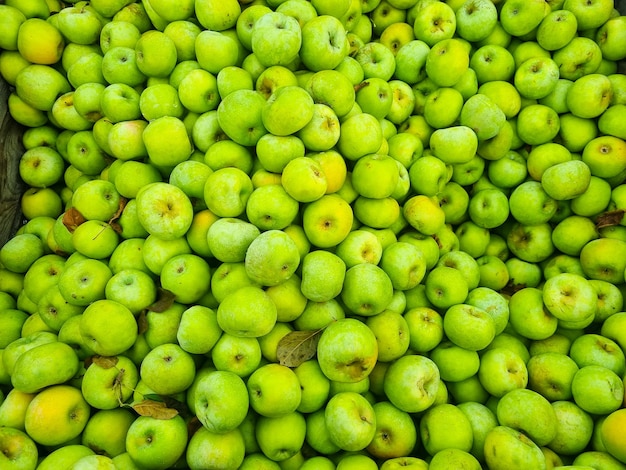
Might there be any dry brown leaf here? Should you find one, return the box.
[596,209,625,229]
[62,207,86,233]
[277,329,323,368]
[137,311,149,335]
[108,198,128,235]
[92,355,119,369]
[147,288,177,313]
[132,399,179,420]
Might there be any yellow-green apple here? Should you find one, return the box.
[195,30,239,76]
[478,348,528,397]
[424,265,469,309]
[337,112,383,161]
[429,340,480,383]
[177,69,219,114]
[341,263,394,316]
[567,73,613,119]
[324,391,376,452]
[420,403,473,456]
[56,5,102,46]
[599,409,626,464]
[254,412,306,462]
[0,234,44,274]
[527,352,579,401]
[483,426,546,470]
[514,57,560,100]
[425,38,469,87]
[17,17,64,65]
[175,305,221,355]
[15,64,71,112]
[305,69,356,118]
[24,384,90,446]
[580,238,626,284]
[35,445,95,470]
[281,156,328,202]
[300,250,346,302]
[302,194,354,248]
[195,0,240,31]
[0,426,38,470]
[508,287,558,340]
[248,363,302,417]
[429,125,478,164]
[243,229,300,287]
[11,340,79,393]
[79,299,137,356]
[412,1,456,46]
[536,9,578,51]
[497,388,558,446]
[470,45,516,84]
[186,426,245,469]
[596,15,626,61]
[443,302,496,351]
[516,103,560,146]
[245,184,299,231]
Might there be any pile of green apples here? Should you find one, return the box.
[1,0,626,468]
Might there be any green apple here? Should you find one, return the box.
[210,333,262,377]
[497,388,558,446]
[217,89,268,146]
[394,39,430,85]
[126,415,187,470]
[470,45,516,84]
[300,14,349,71]
[367,400,417,459]
[0,426,38,470]
[217,285,277,338]
[100,83,141,123]
[143,116,193,167]
[563,0,614,30]
[536,9,578,51]
[99,20,141,54]
[599,409,626,464]
[526,142,572,181]
[251,11,301,67]
[337,112,384,161]
[341,262,394,316]
[516,103,560,146]
[571,365,624,415]
[139,342,195,396]
[160,253,211,305]
[57,258,112,307]
[317,317,378,383]
[542,272,597,325]
[514,56,560,100]
[423,87,464,130]
[243,229,300,287]
[135,182,193,240]
[567,73,613,119]
[596,15,626,61]
[300,250,346,302]
[101,47,146,87]
[281,156,327,202]
[255,411,306,461]
[324,391,376,452]
[302,194,354,248]
[384,353,440,413]
[81,354,138,410]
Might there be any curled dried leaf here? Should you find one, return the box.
[132,399,179,420]
[596,209,625,229]
[62,207,86,233]
[147,288,177,313]
[277,329,324,368]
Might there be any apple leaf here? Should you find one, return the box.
[132,399,179,420]
[137,311,149,335]
[91,355,119,369]
[596,209,625,229]
[62,207,86,233]
[108,197,128,235]
[277,329,324,368]
[147,288,177,313]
